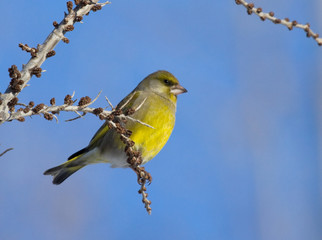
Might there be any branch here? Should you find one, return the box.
[102,105,153,214]
[0,0,153,215]
[235,0,322,46]
[0,148,14,158]
[0,0,110,125]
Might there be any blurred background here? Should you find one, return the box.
[0,0,321,239]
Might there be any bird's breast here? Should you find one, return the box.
[128,95,176,163]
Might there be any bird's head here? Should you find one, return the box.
[137,70,187,103]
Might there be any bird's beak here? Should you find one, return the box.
[170,84,188,96]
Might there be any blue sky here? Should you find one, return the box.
[0,1,321,240]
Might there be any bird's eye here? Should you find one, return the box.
[163,79,171,85]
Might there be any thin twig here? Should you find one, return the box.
[0,148,14,157]
[105,96,114,109]
[235,0,322,46]
[0,1,110,125]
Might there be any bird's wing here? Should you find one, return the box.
[88,90,143,148]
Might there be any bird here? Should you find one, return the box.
[44,70,187,184]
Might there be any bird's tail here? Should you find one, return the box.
[44,147,89,185]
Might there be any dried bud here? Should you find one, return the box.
[46,50,56,58]
[23,107,30,113]
[7,97,18,107]
[30,67,42,78]
[8,65,20,79]
[75,16,83,22]
[91,4,102,12]
[98,114,105,120]
[125,130,132,137]
[256,8,262,13]
[113,109,122,116]
[247,3,254,9]
[128,140,135,147]
[17,117,25,122]
[106,114,114,121]
[50,98,56,105]
[32,103,45,113]
[44,113,54,121]
[93,107,103,115]
[53,21,59,28]
[74,0,81,5]
[65,25,74,32]
[64,95,73,105]
[28,101,35,108]
[78,96,91,106]
[274,19,281,24]
[62,37,70,44]
[125,108,135,115]
[269,11,274,17]
[67,1,73,12]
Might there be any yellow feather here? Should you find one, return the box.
[128,93,176,163]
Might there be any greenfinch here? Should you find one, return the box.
[44,70,187,184]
